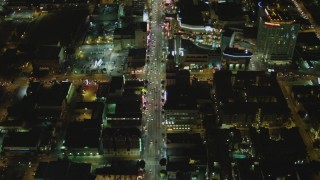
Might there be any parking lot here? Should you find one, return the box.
[74,44,128,76]
[72,4,128,77]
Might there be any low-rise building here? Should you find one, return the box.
[2,129,51,154]
[105,95,142,128]
[64,121,102,156]
[163,86,199,132]
[95,160,142,179]
[164,71,213,133]
[96,82,110,101]
[166,145,207,180]
[34,160,92,180]
[221,47,252,72]
[250,127,307,162]
[102,128,141,157]
[32,45,65,71]
[214,70,289,127]
[126,48,146,75]
[113,25,135,51]
[108,76,124,97]
[27,81,74,112]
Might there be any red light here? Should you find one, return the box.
[264,22,280,27]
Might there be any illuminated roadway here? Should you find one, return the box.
[142,0,167,179]
[291,0,320,39]
[277,75,320,161]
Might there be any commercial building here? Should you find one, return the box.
[64,102,104,156]
[132,0,146,16]
[174,0,222,49]
[0,82,73,132]
[113,26,135,51]
[108,76,124,97]
[214,70,290,127]
[105,95,142,128]
[206,128,242,179]
[105,79,143,128]
[27,81,74,111]
[32,45,65,71]
[291,85,320,129]
[2,129,52,154]
[64,121,102,156]
[257,7,299,65]
[102,127,141,157]
[95,160,142,179]
[167,132,207,179]
[34,161,92,180]
[249,127,307,162]
[113,22,147,51]
[126,48,146,75]
[221,47,252,72]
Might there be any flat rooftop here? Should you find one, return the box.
[263,7,295,23]
[177,0,208,25]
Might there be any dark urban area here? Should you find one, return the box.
[0,0,320,179]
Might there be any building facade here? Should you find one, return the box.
[257,7,299,65]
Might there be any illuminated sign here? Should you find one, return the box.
[264,22,280,27]
[178,19,208,31]
[223,53,252,58]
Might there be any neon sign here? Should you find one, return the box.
[264,22,280,26]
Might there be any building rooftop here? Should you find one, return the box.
[113,26,135,37]
[26,81,72,107]
[176,0,208,25]
[96,82,110,98]
[105,95,142,126]
[2,130,42,150]
[124,80,144,89]
[64,121,101,149]
[262,7,295,23]
[103,127,141,137]
[110,76,124,92]
[35,45,61,60]
[74,102,105,121]
[137,22,147,32]
[260,160,296,179]
[214,3,245,21]
[236,159,263,180]
[127,48,146,67]
[95,160,139,175]
[36,108,62,119]
[114,95,142,113]
[167,145,207,162]
[191,81,212,100]
[167,133,202,144]
[181,39,216,55]
[35,161,92,180]
[250,127,307,161]
[222,102,258,114]
[128,48,146,59]
[166,161,206,178]
[164,88,197,110]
